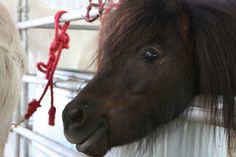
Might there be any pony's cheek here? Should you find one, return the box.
[106,101,154,146]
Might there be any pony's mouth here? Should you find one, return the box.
[63,116,110,156]
[76,125,109,156]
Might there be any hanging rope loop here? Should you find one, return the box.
[24,11,71,126]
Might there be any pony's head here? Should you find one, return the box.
[63,0,236,156]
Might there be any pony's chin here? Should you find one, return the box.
[76,125,109,156]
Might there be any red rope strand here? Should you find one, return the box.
[24,11,70,126]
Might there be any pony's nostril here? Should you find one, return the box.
[69,108,85,125]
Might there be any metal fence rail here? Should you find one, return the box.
[12,126,81,157]
[17,8,99,30]
[23,24,99,30]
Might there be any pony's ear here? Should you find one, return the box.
[165,0,190,40]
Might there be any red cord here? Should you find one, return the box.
[25,11,70,126]
[24,1,123,126]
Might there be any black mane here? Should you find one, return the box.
[183,0,236,151]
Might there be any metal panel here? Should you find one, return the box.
[106,122,227,157]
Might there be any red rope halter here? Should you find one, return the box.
[24,0,122,126]
[24,11,70,126]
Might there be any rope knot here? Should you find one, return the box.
[57,33,70,49]
[50,39,60,52]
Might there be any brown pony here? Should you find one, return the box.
[62,0,236,156]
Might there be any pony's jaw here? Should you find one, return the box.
[63,116,110,156]
[75,125,108,156]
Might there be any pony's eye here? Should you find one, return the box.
[141,47,160,63]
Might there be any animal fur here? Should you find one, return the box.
[0,2,26,156]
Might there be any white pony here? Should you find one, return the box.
[0,2,26,156]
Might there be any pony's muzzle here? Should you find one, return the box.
[62,100,110,156]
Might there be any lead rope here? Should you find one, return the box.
[13,0,122,127]
[24,11,70,126]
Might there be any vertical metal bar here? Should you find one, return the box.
[21,0,30,156]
